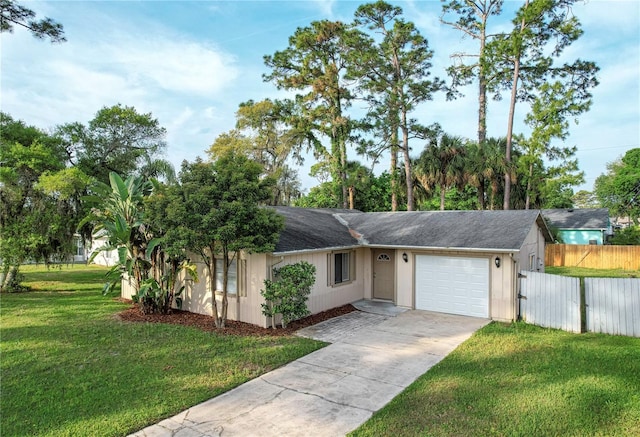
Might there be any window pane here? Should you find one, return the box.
[216,259,237,293]
[334,254,343,284]
[215,259,223,291]
[342,253,350,282]
[227,259,237,293]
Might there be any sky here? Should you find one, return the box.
[1,0,639,195]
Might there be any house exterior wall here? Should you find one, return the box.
[517,224,547,273]
[275,247,366,318]
[174,251,270,327]
[558,229,604,245]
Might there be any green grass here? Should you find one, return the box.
[1,265,325,437]
[351,322,640,437]
[545,266,639,278]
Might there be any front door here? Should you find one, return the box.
[373,249,395,300]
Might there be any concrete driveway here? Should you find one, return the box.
[130,309,489,437]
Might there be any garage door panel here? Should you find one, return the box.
[415,255,489,318]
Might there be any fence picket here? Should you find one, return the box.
[520,271,581,333]
[546,245,640,270]
[585,278,640,337]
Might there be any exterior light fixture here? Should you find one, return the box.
[402,253,409,263]
[495,256,501,268]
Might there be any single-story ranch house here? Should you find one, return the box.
[122,207,552,327]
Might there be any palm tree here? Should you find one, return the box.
[416,134,467,210]
[472,138,511,210]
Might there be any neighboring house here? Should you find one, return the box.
[542,208,612,245]
[73,234,118,266]
[122,207,552,327]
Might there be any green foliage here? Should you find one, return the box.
[264,20,364,208]
[572,190,600,209]
[415,134,467,210]
[352,1,444,211]
[0,112,87,291]
[84,172,154,307]
[481,0,598,209]
[0,0,66,42]
[261,261,316,328]
[168,152,284,327]
[595,148,640,225]
[441,0,504,148]
[610,226,640,246]
[56,104,169,185]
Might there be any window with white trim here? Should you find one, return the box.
[329,251,355,286]
[215,258,237,294]
[529,254,536,271]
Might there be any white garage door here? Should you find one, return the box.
[415,255,489,318]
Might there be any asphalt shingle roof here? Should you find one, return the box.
[338,210,547,251]
[542,208,609,230]
[272,207,550,254]
[272,206,360,253]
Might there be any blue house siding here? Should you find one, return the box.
[557,229,604,245]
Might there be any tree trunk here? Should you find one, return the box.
[504,2,527,210]
[477,178,486,210]
[208,254,221,328]
[440,186,446,211]
[340,139,348,209]
[220,251,231,329]
[390,141,398,212]
[525,161,533,210]
[477,16,487,211]
[400,115,414,211]
[0,264,19,292]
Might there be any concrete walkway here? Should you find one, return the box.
[130,309,489,437]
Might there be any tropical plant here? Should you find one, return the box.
[84,172,153,304]
[415,134,467,210]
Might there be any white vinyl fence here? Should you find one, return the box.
[519,271,581,333]
[586,278,640,337]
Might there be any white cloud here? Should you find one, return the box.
[107,37,238,96]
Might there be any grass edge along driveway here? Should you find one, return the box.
[351,321,640,437]
[0,265,326,437]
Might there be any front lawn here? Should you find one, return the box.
[351,322,640,436]
[545,265,639,278]
[0,265,325,437]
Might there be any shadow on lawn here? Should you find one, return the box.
[362,322,640,436]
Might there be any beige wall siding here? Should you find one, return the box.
[517,224,546,273]
[176,251,270,327]
[121,275,136,300]
[490,254,516,322]
[363,249,373,300]
[396,250,413,308]
[274,248,366,317]
[180,260,213,317]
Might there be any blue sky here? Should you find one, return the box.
[2,0,638,194]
